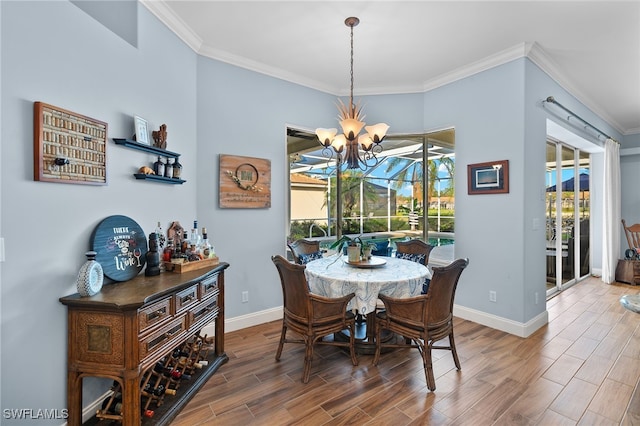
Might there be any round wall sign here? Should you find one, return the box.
[90,215,148,282]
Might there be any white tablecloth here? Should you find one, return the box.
[304,255,430,315]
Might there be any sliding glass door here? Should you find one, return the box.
[546,140,590,296]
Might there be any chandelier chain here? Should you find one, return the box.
[349,22,354,112]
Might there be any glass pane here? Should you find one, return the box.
[545,141,558,292]
[560,145,575,284]
[577,151,590,277]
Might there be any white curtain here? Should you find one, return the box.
[601,138,621,284]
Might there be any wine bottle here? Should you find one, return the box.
[99,394,123,415]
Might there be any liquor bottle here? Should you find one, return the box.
[200,228,213,259]
[153,156,165,177]
[164,158,173,178]
[163,238,174,262]
[190,220,200,247]
[172,157,182,179]
[181,230,190,255]
[154,222,166,251]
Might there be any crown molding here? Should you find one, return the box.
[421,42,533,93]
[140,0,203,53]
[196,44,338,95]
[527,42,624,135]
[142,2,626,135]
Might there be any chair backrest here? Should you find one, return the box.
[622,219,640,252]
[272,255,310,320]
[370,239,391,257]
[287,239,321,264]
[395,239,435,265]
[426,258,469,326]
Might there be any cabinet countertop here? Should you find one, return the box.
[60,262,229,310]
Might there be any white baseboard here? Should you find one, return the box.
[201,306,283,336]
[453,304,549,338]
[82,390,111,424]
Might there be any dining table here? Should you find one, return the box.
[304,254,431,354]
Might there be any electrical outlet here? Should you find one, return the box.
[242,291,249,303]
[489,291,497,302]
[535,292,539,304]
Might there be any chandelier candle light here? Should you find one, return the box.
[315,17,389,170]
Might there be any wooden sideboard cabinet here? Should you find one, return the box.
[60,262,229,425]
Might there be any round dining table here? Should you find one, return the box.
[304,255,430,353]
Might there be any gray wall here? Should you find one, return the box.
[0,1,634,423]
[1,1,198,422]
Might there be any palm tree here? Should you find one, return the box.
[385,157,455,206]
[322,170,379,233]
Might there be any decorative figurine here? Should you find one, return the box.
[145,233,161,276]
[152,124,168,150]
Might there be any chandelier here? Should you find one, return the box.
[315,17,389,170]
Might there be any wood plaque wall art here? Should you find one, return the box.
[33,101,107,185]
[219,154,271,208]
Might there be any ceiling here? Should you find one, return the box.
[143,1,640,136]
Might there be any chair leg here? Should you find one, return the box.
[372,323,381,366]
[422,341,436,391]
[302,337,315,384]
[348,324,358,366]
[449,332,461,370]
[275,323,287,361]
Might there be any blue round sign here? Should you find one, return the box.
[90,215,148,282]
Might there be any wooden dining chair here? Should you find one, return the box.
[287,239,322,264]
[395,239,434,293]
[395,239,434,266]
[271,255,358,383]
[372,258,469,391]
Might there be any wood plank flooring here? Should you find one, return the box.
[172,277,640,425]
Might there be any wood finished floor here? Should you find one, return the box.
[172,277,640,425]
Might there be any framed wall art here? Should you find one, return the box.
[134,115,150,145]
[467,160,509,195]
[33,101,108,185]
[219,154,271,208]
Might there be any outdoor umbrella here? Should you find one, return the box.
[545,172,589,193]
[546,173,590,219]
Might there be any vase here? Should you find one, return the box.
[347,244,360,263]
[76,251,104,297]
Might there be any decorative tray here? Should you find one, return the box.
[345,256,387,268]
[164,257,219,273]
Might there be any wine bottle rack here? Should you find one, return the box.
[61,263,229,426]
